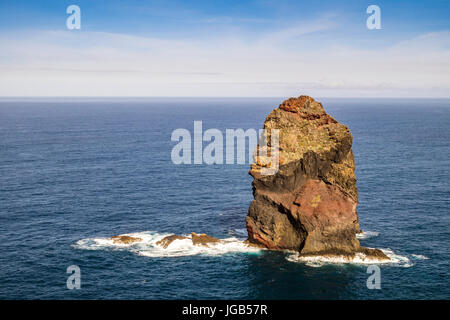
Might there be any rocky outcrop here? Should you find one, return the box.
[156,235,189,248]
[111,235,142,244]
[191,232,220,246]
[246,95,388,259]
[156,233,221,248]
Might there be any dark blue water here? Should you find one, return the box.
[0,98,449,299]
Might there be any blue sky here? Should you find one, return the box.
[0,0,449,97]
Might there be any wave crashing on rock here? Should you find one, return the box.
[73,231,263,258]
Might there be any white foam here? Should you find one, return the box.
[356,231,380,240]
[286,248,413,268]
[73,231,263,258]
[411,254,429,260]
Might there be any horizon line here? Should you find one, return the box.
[1,96,450,100]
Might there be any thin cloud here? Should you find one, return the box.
[259,16,339,44]
[0,22,449,97]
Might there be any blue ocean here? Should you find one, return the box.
[0,98,449,299]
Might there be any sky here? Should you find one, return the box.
[0,0,449,97]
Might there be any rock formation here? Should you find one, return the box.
[156,235,189,248]
[191,232,220,246]
[246,95,388,259]
[111,235,142,244]
[156,232,221,248]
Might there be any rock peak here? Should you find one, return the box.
[279,95,316,113]
[255,95,343,172]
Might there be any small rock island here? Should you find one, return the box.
[246,95,388,260]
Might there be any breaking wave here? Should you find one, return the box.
[356,231,380,240]
[73,231,427,267]
[286,248,414,268]
[73,231,262,258]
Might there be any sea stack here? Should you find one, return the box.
[246,95,387,259]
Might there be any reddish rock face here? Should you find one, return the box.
[279,96,315,113]
[246,95,379,256]
[292,180,359,253]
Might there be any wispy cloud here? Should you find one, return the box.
[258,14,339,45]
[0,16,449,97]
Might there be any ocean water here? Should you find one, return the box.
[0,97,449,299]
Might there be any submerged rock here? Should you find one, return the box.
[191,232,220,246]
[110,235,142,244]
[246,95,388,259]
[155,233,221,248]
[156,235,189,248]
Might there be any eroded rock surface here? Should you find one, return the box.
[191,232,220,246]
[246,95,388,259]
[111,235,142,244]
[155,233,221,248]
[156,235,189,248]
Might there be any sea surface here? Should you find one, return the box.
[0,97,449,299]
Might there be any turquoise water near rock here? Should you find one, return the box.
[0,98,449,299]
